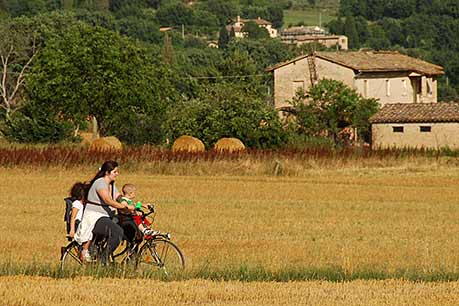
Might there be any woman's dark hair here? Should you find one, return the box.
[70,182,87,201]
[86,160,119,198]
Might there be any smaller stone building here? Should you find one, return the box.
[280,26,348,50]
[370,103,459,149]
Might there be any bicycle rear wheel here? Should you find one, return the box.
[60,241,82,272]
[136,239,184,277]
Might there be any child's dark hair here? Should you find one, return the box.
[70,182,87,201]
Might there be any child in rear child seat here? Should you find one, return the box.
[68,182,87,238]
[119,183,158,240]
[67,182,93,262]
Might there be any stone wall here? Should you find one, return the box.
[372,122,459,149]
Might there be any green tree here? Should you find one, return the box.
[327,17,344,35]
[267,5,283,28]
[26,18,177,144]
[241,5,267,20]
[0,0,8,18]
[74,10,116,29]
[3,99,73,143]
[354,16,369,45]
[206,0,238,26]
[379,18,404,46]
[365,0,385,20]
[290,79,379,144]
[192,9,219,33]
[367,24,390,50]
[164,83,287,148]
[339,0,367,18]
[241,21,269,39]
[156,2,193,26]
[226,38,294,72]
[115,15,161,43]
[218,25,229,49]
[162,32,174,65]
[218,48,258,80]
[383,0,416,19]
[229,26,236,39]
[6,0,46,17]
[344,14,359,49]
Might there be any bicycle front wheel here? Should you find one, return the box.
[136,239,185,276]
[60,241,82,272]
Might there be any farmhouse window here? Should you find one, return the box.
[420,126,431,132]
[386,80,390,96]
[402,80,407,96]
[392,126,404,133]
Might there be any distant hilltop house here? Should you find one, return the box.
[280,26,348,50]
[267,51,444,110]
[226,16,278,38]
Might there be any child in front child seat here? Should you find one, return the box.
[118,183,158,240]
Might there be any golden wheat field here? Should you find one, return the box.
[2,276,459,306]
[1,162,459,304]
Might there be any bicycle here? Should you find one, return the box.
[60,205,185,276]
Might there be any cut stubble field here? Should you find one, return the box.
[1,163,459,304]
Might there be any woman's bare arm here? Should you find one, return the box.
[97,188,132,210]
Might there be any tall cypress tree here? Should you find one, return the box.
[218,26,229,48]
[162,32,174,65]
[95,0,109,11]
[229,26,236,39]
[344,14,360,49]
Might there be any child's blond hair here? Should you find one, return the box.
[122,183,136,195]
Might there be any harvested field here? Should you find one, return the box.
[1,162,459,303]
[2,276,459,305]
[1,166,459,276]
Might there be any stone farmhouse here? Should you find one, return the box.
[267,51,444,110]
[280,26,348,50]
[267,51,459,149]
[226,16,278,38]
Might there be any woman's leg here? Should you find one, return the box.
[92,217,124,263]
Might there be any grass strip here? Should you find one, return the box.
[2,262,459,282]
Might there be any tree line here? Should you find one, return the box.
[0,1,378,147]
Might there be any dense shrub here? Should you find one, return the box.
[2,105,73,143]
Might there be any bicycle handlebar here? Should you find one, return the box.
[137,204,155,218]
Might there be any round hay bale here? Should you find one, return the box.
[172,135,205,153]
[89,136,123,151]
[78,132,96,146]
[214,137,245,153]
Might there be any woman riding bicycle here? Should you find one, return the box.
[75,160,134,263]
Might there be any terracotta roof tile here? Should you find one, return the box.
[369,103,459,123]
[240,17,271,25]
[317,51,444,76]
